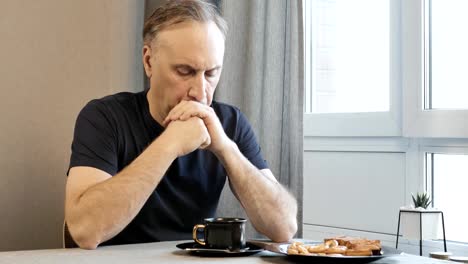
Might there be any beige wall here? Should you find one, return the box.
[0,0,144,251]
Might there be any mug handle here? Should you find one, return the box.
[192,224,206,246]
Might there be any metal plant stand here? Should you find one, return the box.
[396,209,447,256]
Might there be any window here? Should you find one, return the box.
[426,153,468,243]
[303,0,400,136]
[305,0,390,114]
[303,0,468,247]
[404,0,468,246]
[425,0,468,110]
[404,0,468,138]
[402,0,468,245]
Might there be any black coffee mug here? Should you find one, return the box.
[192,217,247,250]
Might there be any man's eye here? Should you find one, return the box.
[177,67,192,76]
[205,70,218,78]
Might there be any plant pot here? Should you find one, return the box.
[400,208,441,240]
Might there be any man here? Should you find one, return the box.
[65,0,297,249]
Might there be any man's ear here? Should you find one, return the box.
[142,45,153,78]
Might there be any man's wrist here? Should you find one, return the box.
[212,138,237,162]
[153,132,180,159]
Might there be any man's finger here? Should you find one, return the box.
[199,135,211,149]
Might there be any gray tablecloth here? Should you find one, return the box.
[0,240,452,264]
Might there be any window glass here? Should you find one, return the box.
[305,0,390,113]
[427,153,468,243]
[427,0,468,109]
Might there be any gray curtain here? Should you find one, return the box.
[144,0,304,239]
[215,0,304,239]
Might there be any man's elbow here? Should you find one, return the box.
[76,238,99,250]
[67,221,101,250]
[270,218,298,242]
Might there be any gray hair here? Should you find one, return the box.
[143,0,228,45]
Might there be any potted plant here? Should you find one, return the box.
[400,192,441,240]
[412,192,432,209]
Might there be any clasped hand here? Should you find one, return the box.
[162,101,230,157]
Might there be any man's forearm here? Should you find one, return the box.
[214,141,298,242]
[66,136,177,249]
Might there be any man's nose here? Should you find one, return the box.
[188,73,207,104]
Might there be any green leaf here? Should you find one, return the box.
[412,192,431,209]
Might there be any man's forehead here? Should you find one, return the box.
[154,21,225,67]
[158,20,218,41]
[155,20,224,45]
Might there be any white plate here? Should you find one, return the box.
[261,242,396,264]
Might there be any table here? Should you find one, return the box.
[0,240,454,264]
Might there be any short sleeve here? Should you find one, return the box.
[234,111,268,170]
[68,100,118,176]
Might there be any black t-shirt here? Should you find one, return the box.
[68,91,268,246]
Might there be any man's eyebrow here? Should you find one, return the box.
[173,64,221,71]
[173,64,194,69]
[208,66,222,71]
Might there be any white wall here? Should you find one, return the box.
[303,150,406,234]
[0,0,144,251]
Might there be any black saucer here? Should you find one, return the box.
[176,241,263,257]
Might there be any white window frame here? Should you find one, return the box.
[403,139,468,198]
[420,140,468,192]
[421,142,468,244]
[303,0,402,137]
[402,0,468,138]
